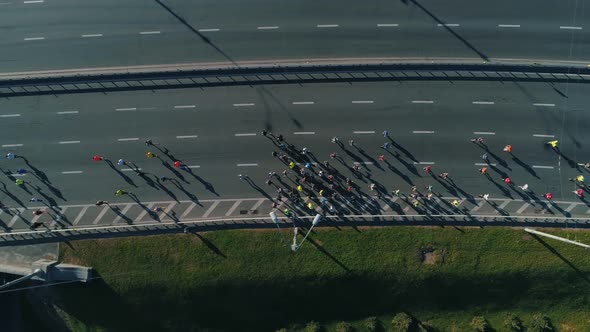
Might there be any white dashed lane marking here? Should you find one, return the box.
[233,103,255,107]
[58,141,80,144]
[352,100,374,104]
[198,28,220,32]
[532,165,555,169]
[0,114,20,118]
[174,105,195,109]
[353,131,375,134]
[498,24,520,28]
[81,34,103,38]
[411,100,434,104]
[533,103,555,107]
[2,144,23,147]
[176,135,198,139]
[115,107,136,112]
[317,24,339,28]
[292,101,314,105]
[257,26,279,30]
[294,132,315,135]
[412,131,435,134]
[473,132,495,135]
[438,23,460,27]
[24,37,44,41]
[57,111,78,114]
[560,26,582,30]
[377,23,399,27]
[117,138,139,141]
[472,101,495,105]
[61,171,83,174]
[237,163,258,167]
[533,134,555,138]
[140,31,161,35]
[235,133,257,137]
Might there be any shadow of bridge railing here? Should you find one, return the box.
[1,63,590,97]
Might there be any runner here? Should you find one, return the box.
[423,166,432,174]
[392,189,401,197]
[117,159,126,166]
[15,179,24,186]
[426,185,433,192]
[114,189,127,197]
[518,184,529,191]
[297,185,303,192]
[412,200,420,207]
[574,189,584,198]
[92,155,103,161]
[262,129,268,137]
[6,153,16,160]
[451,199,460,207]
[330,152,337,159]
[503,145,513,153]
[301,147,308,155]
[544,192,553,200]
[382,142,390,150]
[546,140,559,148]
[289,161,295,169]
[349,139,354,146]
[438,172,449,179]
[470,137,484,144]
[503,177,512,184]
[145,151,156,158]
[382,130,389,137]
[481,153,488,161]
[378,154,385,161]
[478,167,488,175]
[331,137,339,143]
[16,168,27,175]
[95,200,109,206]
[478,194,490,201]
[174,161,181,168]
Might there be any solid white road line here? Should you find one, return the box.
[317,24,339,28]
[58,141,80,144]
[24,37,44,41]
[377,23,399,27]
[292,101,314,105]
[225,200,242,216]
[176,135,198,139]
[353,131,375,134]
[233,103,255,107]
[112,204,133,224]
[92,206,109,225]
[533,134,555,138]
[134,203,154,222]
[115,107,136,111]
[412,131,435,134]
[498,24,520,28]
[139,31,161,35]
[294,132,315,135]
[57,111,78,114]
[560,26,582,30]
[181,202,197,219]
[473,131,495,135]
[0,114,20,117]
[2,144,23,147]
[352,100,374,104]
[438,23,459,27]
[202,201,220,218]
[117,138,139,141]
[198,28,220,32]
[237,163,258,167]
[174,105,195,109]
[472,101,495,105]
[235,133,257,137]
[81,34,103,38]
[532,103,555,107]
[411,100,434,104]
[475,163,496,166]
[532,165,555,169]
[257,26,279,30]
[73,206,89,226]
[61,171,83,174]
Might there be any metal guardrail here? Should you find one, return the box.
[1,63,589,97]
[0,214,588,246]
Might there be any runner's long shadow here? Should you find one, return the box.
[109,205,134,224]
[168,179,202,206]
[480,147,510,169]
[159,158,190,184]
[32,185,58,207]
[128,193,159,220]
[153,177,179,202]
[0,182,26,209]
[243,178,274,201]
[354,146,383,172]
[187,231,227,258]
[105,160,137,187]
[530,234,590,284]
[21,157,66,201]
[306,237,351,272]
[389,138,419,163]
[389,151,420,176]
[184,169,220,197]
[511,154,540,179]
[486,176,513,199]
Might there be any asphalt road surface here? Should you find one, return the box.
[0,80,588,207]
[0,0,588,72]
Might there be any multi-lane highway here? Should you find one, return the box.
[0,0,588,72]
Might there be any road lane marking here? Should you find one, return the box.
[377,23,399,27]
[180,202,197,219]
[381,197,399,211]
[23,0,43,3]
[202,201,220,218]
[532,165,554,169]
[353,131,375,134]
[174,105,195,109]
[198,28,220,32]
[10,174,25,177]
[139,31,161,35]
[413,161,435,165]
[2,144,23,147]
[0,2,13,5]
[412,131,435,134]
[292,101,314,105]
[237,163,258,167]
[187,165,200,168]
[361,161,374,165]
[117,138,139,141]
[294,132,315,135]
[498,24,520,28]
[472,101,495,105]
[59,141,80,144]
[115,107,136,111]
[112,204,133,224]
[516,202,530,214]
[475,163,496,166]
[57,111,78,114]
[233,103,255,107]
[437,23,460,27]
[158,202,176,221]
[176,135,198,139]
[473,132,495,135]
[225,200,242,216]
[533,134,555,138]
[560,26,582,30]
[73,206,89,225]
[257,26,279,30]
[92,206,110,225]
[61,170,83,174]
[134,203,155,222]
[121,168,141,172]
[533,103,555,107]
[0,114,20,118]
[24,37,44,41]
[352,100,374,104]
[496,200,511,211]
[81,34,103,38]
[565,203,578,212]
[235,133,256,137]
[411,100,434,104]
[317,24,339,28]
[470,200,487,212]
[250,198,266,211]
[8,209,25,228]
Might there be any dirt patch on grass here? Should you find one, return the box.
[522,234,532,241]
[420,246,446,265]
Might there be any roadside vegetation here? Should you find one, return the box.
[55,226,590,331]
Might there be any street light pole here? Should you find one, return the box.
[292,214,322,252]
